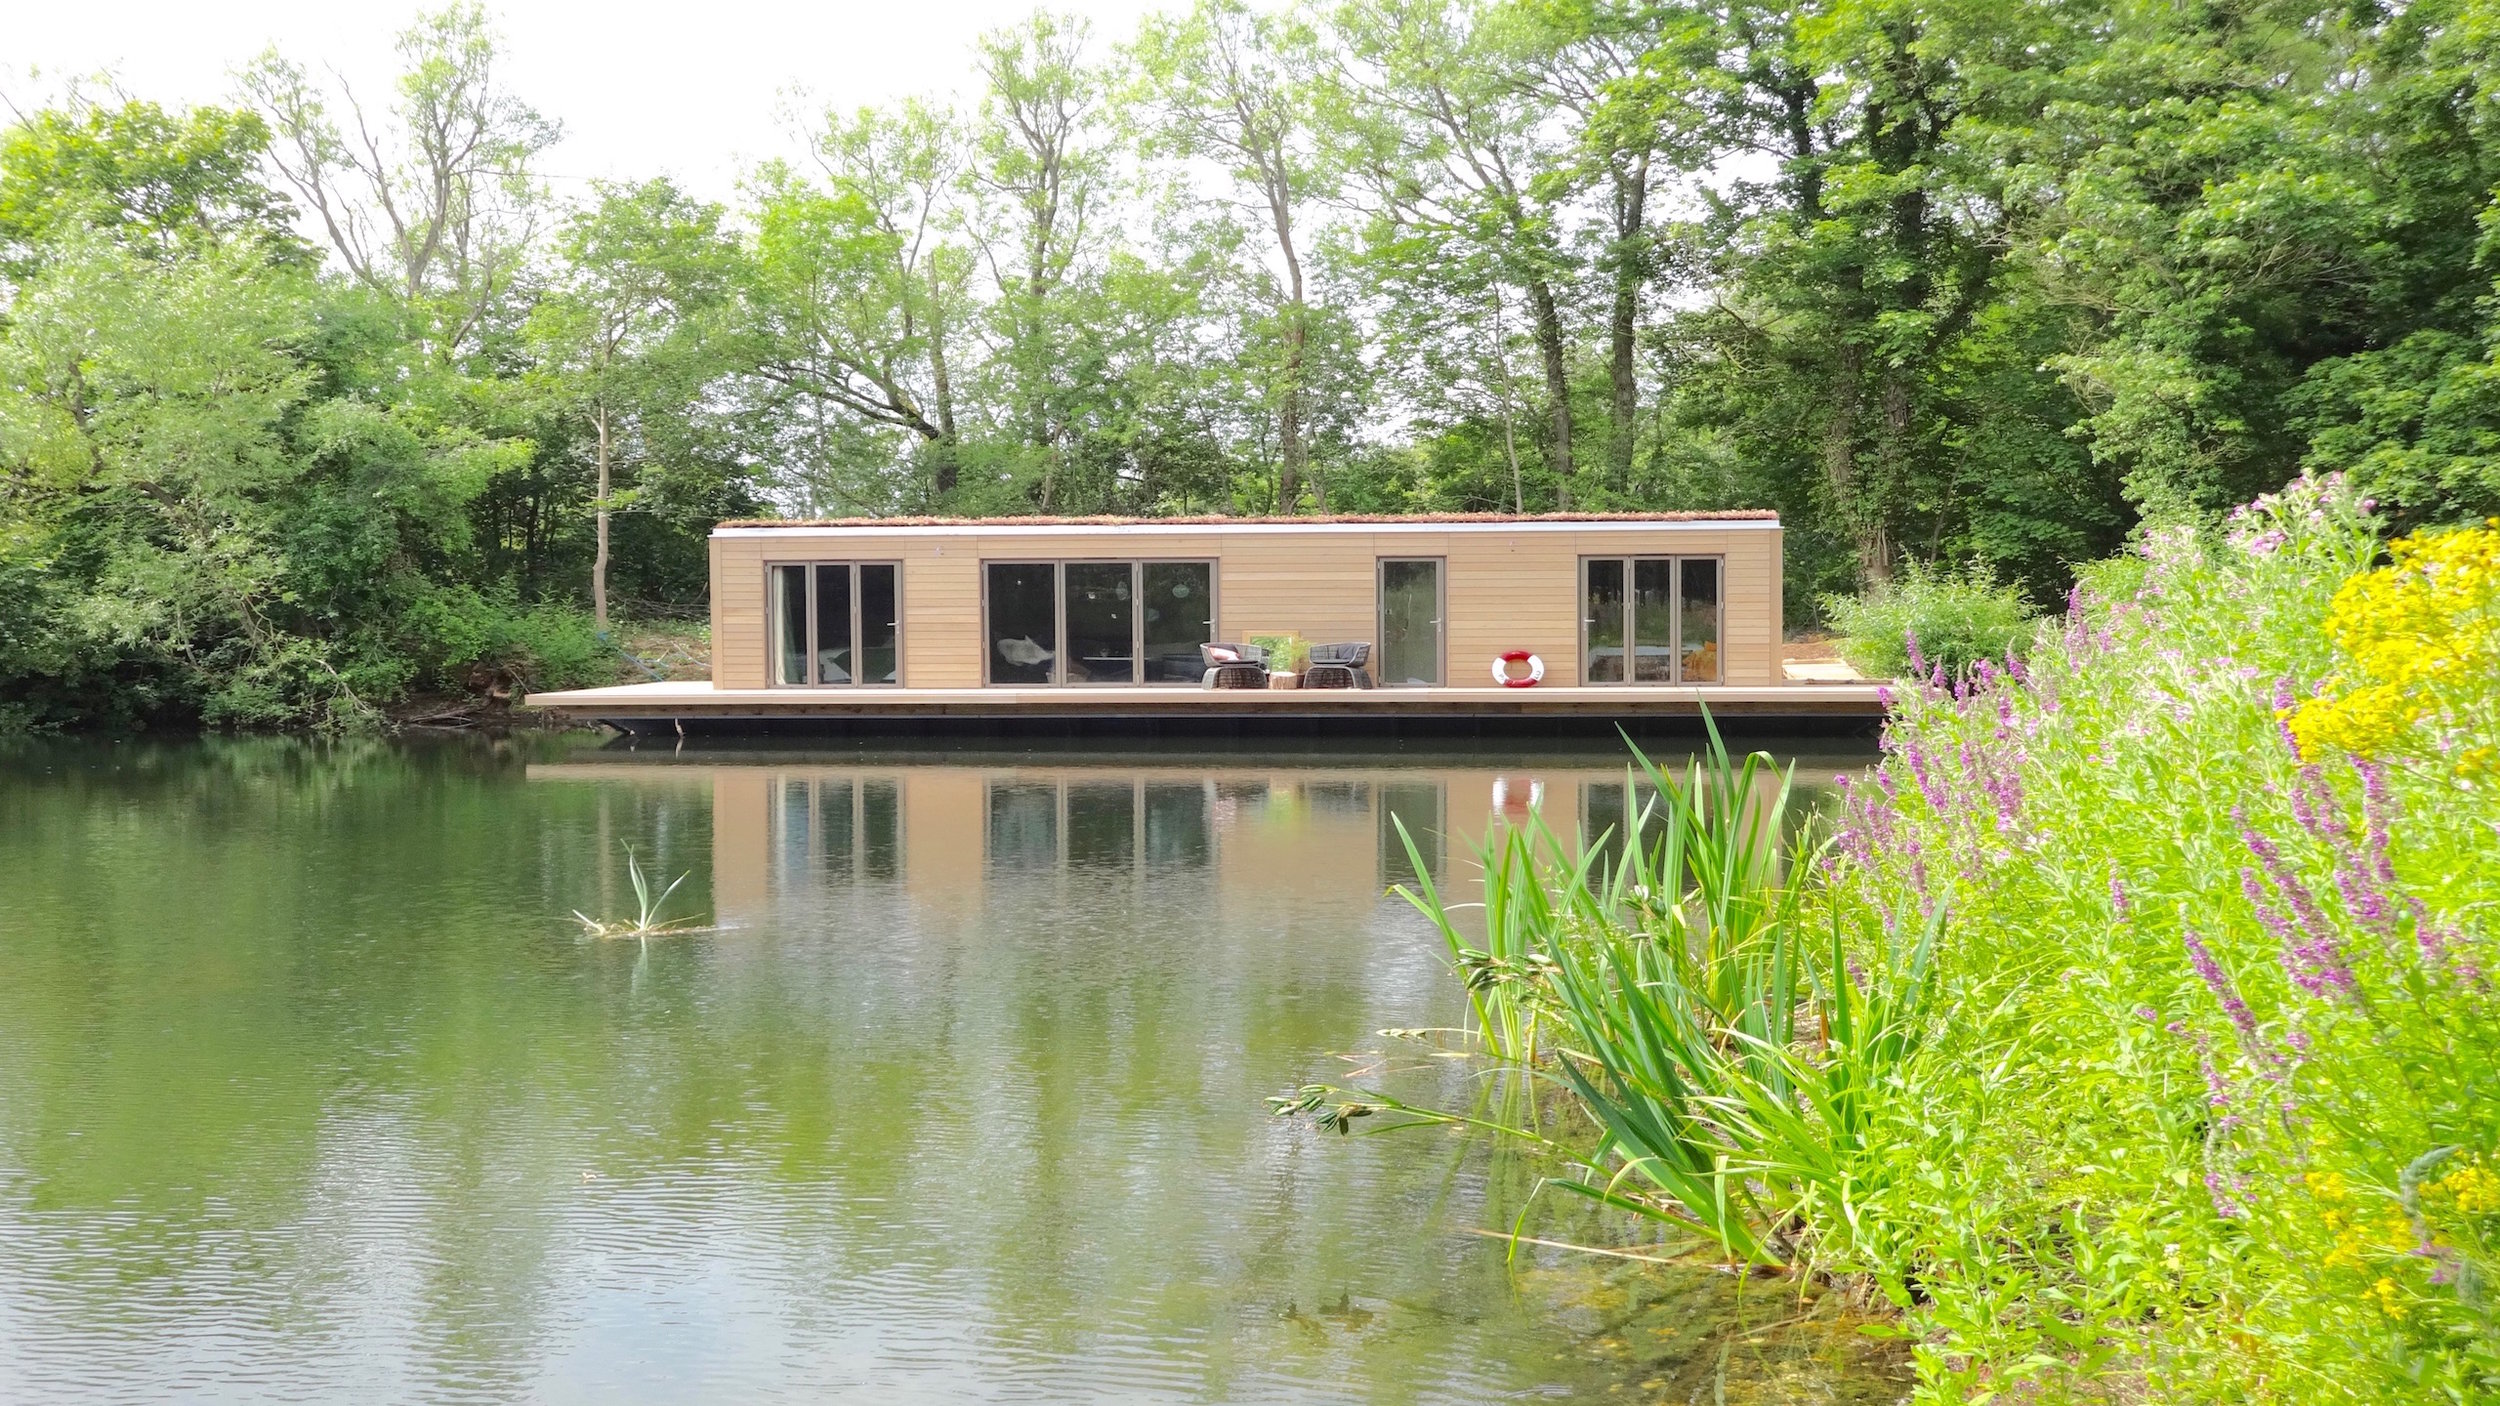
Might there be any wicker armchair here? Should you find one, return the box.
[1302,642,1373,689]
[1199,642,1271,690]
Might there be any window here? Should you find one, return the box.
[1582,556,1722,684]
[771,563,902,686]
[983,561,1215,686]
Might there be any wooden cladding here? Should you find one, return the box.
[710,521,1783,691]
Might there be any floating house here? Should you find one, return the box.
[526,512,1884,733]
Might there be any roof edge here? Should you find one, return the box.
[713,510,1779,530]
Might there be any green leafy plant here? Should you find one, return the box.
[1822,560,2039,680]
[1294,719,1942,1269]
[1247,633,1309,675]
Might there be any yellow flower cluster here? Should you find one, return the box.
[2290,522,2500,772]
[2429,1162,2500,1218]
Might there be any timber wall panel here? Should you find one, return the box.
[709,519,1783,688]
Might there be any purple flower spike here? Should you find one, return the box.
[1905,629,1927,680]
[2270,677,2302,757]
[2109,871,2131,918]
[2207,1171,2248,1220]
[2185,929,2262,1048]
[2356,760,2396,884]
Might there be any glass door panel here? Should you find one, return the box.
[1679,558,1720,682]
[859,564,899,685]
[1379,559,1442,686]
[1141,562,1214,682]
[772,565,809,687]
[1584,559,1625,683]
[1631,559,1676,682]
[812,564,854,683]
[1063,563,1137,684]
[986,564,1058,684]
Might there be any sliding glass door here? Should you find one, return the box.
[984,561,1215,685]
[770,562,901,686]
[1582,556,1722,684]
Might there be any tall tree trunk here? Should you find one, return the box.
[1277,314,1306,514]
[592,400,611,632]
[1823,345,1866,583]
[1524,277,1574,509]
[1822,346,1894,587]
[929,299,960,497]
[1271,182,1308,515]
[1606,155,1650,494]
[1494,296,1525,513]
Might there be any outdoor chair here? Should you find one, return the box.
[1200,642,1271,690]
[1302,642,1373,689]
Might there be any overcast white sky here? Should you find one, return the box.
[6,1,1171,202]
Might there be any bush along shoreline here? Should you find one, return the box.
[1280,473,2499,1402]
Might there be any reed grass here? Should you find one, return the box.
[1298,715,1941,1270]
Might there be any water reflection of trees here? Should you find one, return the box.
[0,738,1880,1403]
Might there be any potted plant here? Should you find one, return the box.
[1250,634,1309,688]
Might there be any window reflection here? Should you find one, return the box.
[1378,782,1446,889]
[1303,780,1372,816]
[1143,784,1211,868]
[1066,783,1137,868]
[772,775,904,883]
[986,783,1059,869]
[862,780,900,879]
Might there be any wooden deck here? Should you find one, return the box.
[524,681,1888,737]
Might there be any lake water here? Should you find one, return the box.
[0,733,1904,1404]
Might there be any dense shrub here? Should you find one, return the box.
[1827,473,2499,1400]
[1822,562,2039,680]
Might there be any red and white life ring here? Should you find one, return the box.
[1491,650,1545,687]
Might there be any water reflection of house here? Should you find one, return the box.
[513,761,1812,929]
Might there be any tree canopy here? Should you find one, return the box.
[4,0,2496,728]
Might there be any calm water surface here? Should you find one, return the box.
[0,733,1900,1404]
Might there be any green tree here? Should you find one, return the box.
[969,11,1115,509]
[1127,0,1337,510]
[0,97,305,279]
[242,2,559,363]
[528,179,736,630]
[1322,0,1584,504]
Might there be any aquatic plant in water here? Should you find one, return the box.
[1286,719,1940,1272]
[572,844,704,941]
